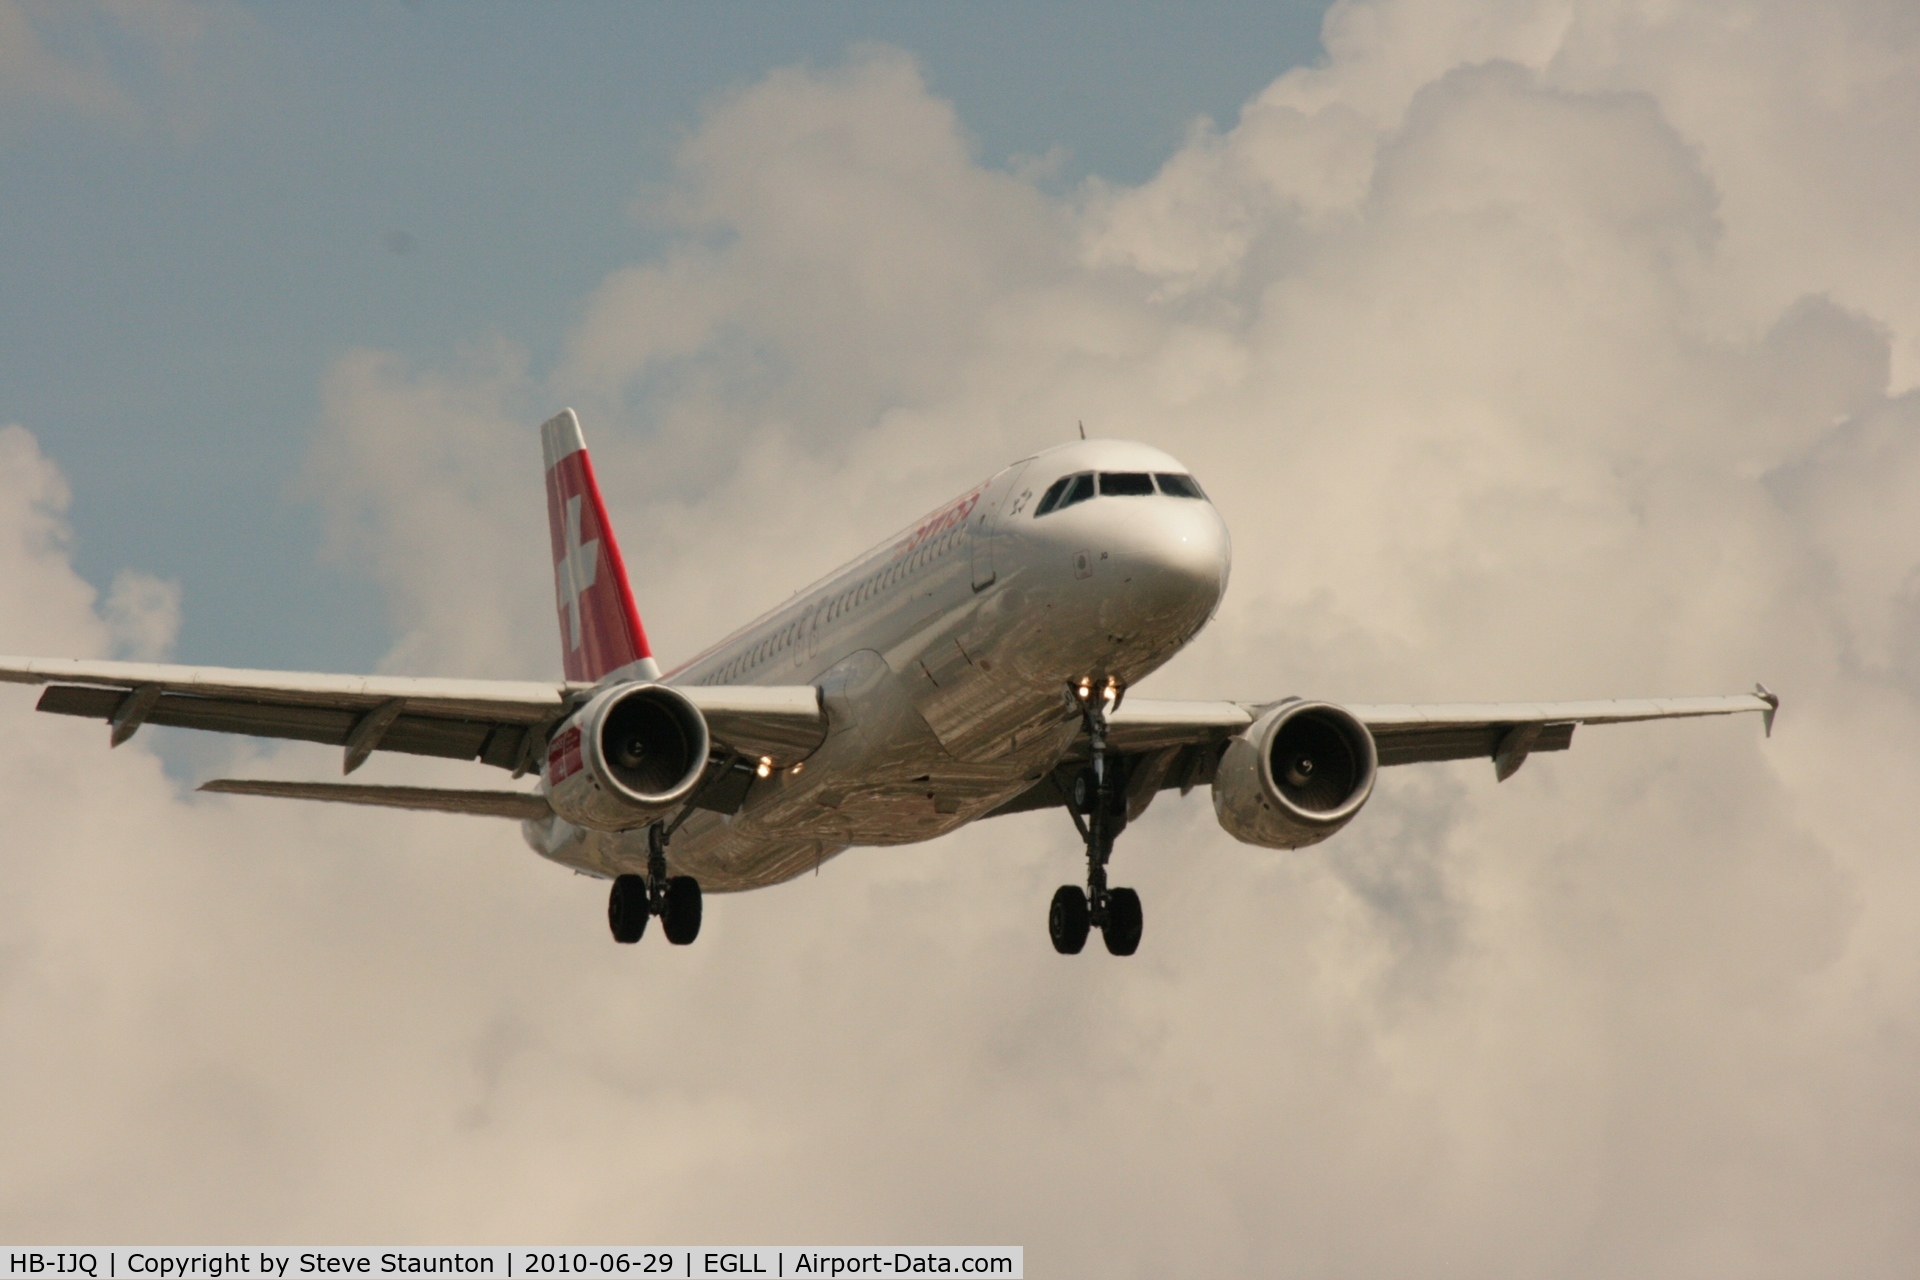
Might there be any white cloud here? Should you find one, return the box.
[304,343,550,680]
[0,424,108,657]
[5,3,1920,1270]
[103,569,182,661]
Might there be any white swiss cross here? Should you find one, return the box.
[556,494,600,652]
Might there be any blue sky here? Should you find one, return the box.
[2,1,1328,671]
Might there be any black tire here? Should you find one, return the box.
[662,875,703,945]
[608,874,648,944]
[1102,887,1143,956]
[1049,884,1090,955]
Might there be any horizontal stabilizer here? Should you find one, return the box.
[199,778,551,820]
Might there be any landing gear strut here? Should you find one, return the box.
[1050,682,1143,957]
[608,822,702,945]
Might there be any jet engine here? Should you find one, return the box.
[543,683,710,831]
[1212,700,1377,849]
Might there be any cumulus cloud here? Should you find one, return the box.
[5,3,1920,1273]
[102,570,183,662]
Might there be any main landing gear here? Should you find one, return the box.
[609,822,703,945]
[1049,682,1144,957]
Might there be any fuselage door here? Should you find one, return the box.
[970,459,1035,592]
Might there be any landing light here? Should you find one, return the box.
[756,756,773,779]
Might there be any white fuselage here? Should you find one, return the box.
[523,439,1232,891]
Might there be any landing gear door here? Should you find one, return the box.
[970,459,1035,592]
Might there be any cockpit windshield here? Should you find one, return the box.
[1033,469,1207,515]
[1099,472,1154,496]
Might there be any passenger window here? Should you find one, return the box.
[1057,473,1096,510]
[1154,472,1205,499]
[1098,472,1154,497]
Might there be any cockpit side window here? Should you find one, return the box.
[1058,472,1096,510]
[1098,472,1155,496]
[1154,472,1206,499]
[1033,475,1073,517]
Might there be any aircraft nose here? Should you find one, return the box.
[1114,501,1231,626]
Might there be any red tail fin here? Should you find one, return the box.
[541,409,657,683]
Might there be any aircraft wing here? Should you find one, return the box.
[0,656,824,775]
[1104,689,1777,764]
[1337,692,1777,770]
[989,688,1778,819]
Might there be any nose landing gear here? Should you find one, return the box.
[608,821,703,945]
[1050,683,1144,957]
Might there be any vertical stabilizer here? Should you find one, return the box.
[541,409,658,683]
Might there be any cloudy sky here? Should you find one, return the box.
[4,0,1919,1273]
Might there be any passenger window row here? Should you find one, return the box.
[1033,470,1206,516]
[708,519,973,683]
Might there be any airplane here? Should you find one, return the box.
[0,410,1779,955]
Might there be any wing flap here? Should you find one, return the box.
[199,778,551,820]
[1372,720,1575,767]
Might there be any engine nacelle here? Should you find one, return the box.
[1212,700,1378,849]
[543,683,710,831]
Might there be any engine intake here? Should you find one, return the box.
[1212,700,1377,849]
[543,683,710,831]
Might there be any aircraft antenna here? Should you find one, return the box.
[1078,420,1086,440]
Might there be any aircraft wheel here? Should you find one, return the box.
[662,875,703,945]
[608,874,648,944]
[1049,885,1090,955]
[1102,887,1142,957]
